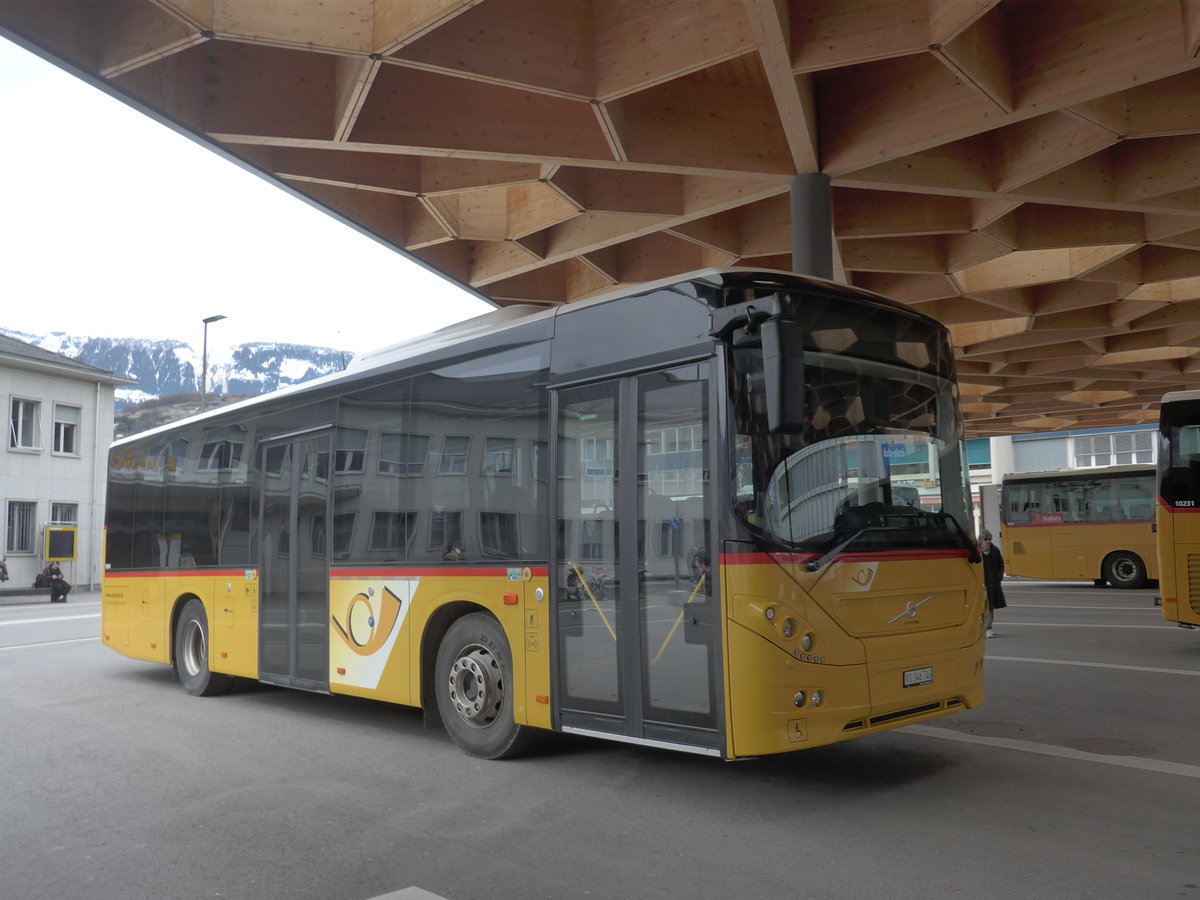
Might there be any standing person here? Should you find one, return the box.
[979,530,1006,637]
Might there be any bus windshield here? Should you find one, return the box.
[731,345,972,558]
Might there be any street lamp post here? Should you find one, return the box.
[201,314,227,412]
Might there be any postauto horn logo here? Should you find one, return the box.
[332,586,403,655]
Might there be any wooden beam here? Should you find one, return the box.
[419,158,541,195]
[820,52,1002,175]
[351,65,611,160]
[667,212,743,256]
[934,5,1011,112]
[849,272,961,303]
[1009,204,1146,250]
[740,0,820,171]
[990,111,1118,193]
[928,0,1001,45]
[955,244,1139,292]
[1113,135,1200,203]
[605,70,794,174]
[267,147,422,194]
[834,188,972,238]
[100,0,203,78]
[153,1,215,31]
[334,56,381,142]
[193,41,338,140]
[790,0,928,74]
[211,0,373,53]
[505,182,580,239]
[372,0,485,55]
[388,0,593,99]
[1122,68,1200,137]
[594,0,754,100]
[840,236,948,274]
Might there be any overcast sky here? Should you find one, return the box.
[0,36,491,356]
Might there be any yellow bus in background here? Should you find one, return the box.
[1155,390,1200,627]
[102,269,986,760]
[1000,466,1157,588]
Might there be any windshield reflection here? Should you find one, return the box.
[732,348,971,557]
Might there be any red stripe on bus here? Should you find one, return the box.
[107,569,249,579]
[332,567,549,579]
[1158,496,1200,513]
[1006,520,1153,527]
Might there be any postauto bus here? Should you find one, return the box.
[101,269,986,759]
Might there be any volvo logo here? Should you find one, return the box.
[887,595,932,624]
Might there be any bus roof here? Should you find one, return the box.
[1160,389,1200,406]
[1001,464,1154,483]
[112,267,935,448]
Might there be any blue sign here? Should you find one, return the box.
[881,443,910,459]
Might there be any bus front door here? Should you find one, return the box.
[554,363,722,754]
[258,432,332,692]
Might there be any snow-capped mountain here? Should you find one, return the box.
[2,329,351,408]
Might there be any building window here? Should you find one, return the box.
[10,398,40,450]
[51,503,78,525]
[199,426,246,471]
[333,513,355,557]
[480,511,518,558]
[429,510,463,553]
[1074,431,1154,468]
[483,437,516,476]
[369,511,418,551]
[583,436,613,477]
[335,428,367,473]
[438,435,470,474]
[379,434,430,476]
[52,405,81,455]
[6,501,36,554]
[311,516,327,556]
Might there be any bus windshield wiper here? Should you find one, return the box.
[805,525,901,572]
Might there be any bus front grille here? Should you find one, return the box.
[842,698,964,732]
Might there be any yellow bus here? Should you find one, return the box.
[1155,390,1200,627]
[1000,466,1157,588]
[101,268,986,759]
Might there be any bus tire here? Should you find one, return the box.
[174,598,234,696]
[435,612,535,759]
[1103,552,1147,589]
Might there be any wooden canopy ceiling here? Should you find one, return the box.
[5,0,1200,437]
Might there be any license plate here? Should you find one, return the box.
[903,666,933,688]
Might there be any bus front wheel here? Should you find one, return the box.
[434,612,536,759]
[1103,552,1147,589]
[174,598,234,696]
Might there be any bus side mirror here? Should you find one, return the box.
[761,318,806,433]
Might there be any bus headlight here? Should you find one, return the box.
[811,690,824,707]
[801,633,814,652]
[782,618,795,638]
[793,691,806,708]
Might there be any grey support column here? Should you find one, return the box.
[790,173,833,280]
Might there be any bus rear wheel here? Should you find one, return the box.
[1103,552,1147,589]
[435,612,536,759]
[174,598,234,696]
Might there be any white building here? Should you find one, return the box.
[2,333,134,591]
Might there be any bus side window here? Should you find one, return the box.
[1178,425,1200,461]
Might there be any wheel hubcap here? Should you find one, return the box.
[181,619,205,678]
[448,645,503,728]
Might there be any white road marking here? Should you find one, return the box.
[906,724,1200,780]
[1008,604,1157,610]
[0,637,98,651]
[986,654,1200,677]
[0,614,101,626]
